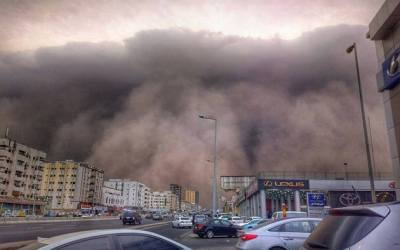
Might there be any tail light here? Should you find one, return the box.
[196,224,204,230]
[240,233,258,241]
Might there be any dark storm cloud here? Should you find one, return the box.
[0,26,390,205]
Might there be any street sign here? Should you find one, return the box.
[306,193,326,218]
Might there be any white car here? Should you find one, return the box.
[19,229,191,250]
[171,216,193,228]
[249,216,262,221]
[237,217,321,250]
[230,216,244,225]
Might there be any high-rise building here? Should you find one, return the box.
[0,137,47,215]
[169,184,182,209]
[41,161,104,212]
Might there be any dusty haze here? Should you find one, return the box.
[0,26,390,206]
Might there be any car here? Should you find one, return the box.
[240,218,269,230]
[192,214,207,225]
[152,213,163,220]
[19,229,192,250]
[193,218,240,239]
[272,211,307,220]
[236,217,321,250]
[218,214,232,220]
[121,210,142,225]
[301,202,400,250]
[230,216,244,225]
[248,216,261,221]
[172,216,193,229]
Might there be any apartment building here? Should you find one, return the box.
[0,137,47,215]
[41,161,104,213]
[102,185,124,210]
[150,191,178,211]
[105,179,151,209]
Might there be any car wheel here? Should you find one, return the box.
[235,231,240,238]
[206,230,214,239]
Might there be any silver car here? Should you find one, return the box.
[19,229,192,250]
[302,201,400,250]
[236,218,321,250]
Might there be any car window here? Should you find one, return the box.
[57,237,111,250]
[282,221,313,233]
[181,217,190,220]
[117,235,180,250]
[305,215,384,250]
[212,219,221,225]
[221,220,231,226]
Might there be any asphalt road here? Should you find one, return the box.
[0,219,237,250]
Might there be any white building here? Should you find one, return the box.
[104,179,151,209]
[102,186,124,209]
[150,191,176,211]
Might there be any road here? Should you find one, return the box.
[0,219,237,250]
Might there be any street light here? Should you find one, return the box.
[199,114,218,216]
[346,42,376,203]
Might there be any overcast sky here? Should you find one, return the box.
[0,0,390,206]
[0,0,384,52]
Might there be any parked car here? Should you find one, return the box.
[171,216,193,229]
[192,214,207,225]
[240,218,269,230]
[236,217,321,250]
[19,229,191,250]
[248,216,261,221]
[230,216,244,225]
[301,202,400,250]
[193,218,240,239]
[272,211,307,220]
[152,213,163,220]
[122,210,142,225]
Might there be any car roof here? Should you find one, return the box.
[37,229,191,250]
[330,202,394,217]
[252,217,322,232]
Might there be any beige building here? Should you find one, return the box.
[150,191,177,211]
[368,1,400,199]
[41,160,104,212]
[0,137,47,215]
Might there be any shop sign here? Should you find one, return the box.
[262,179,309,190]
[307,192,327,218]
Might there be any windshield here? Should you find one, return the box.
[181,217,191,220]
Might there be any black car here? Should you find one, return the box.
[193,218,239,239]
[122,210,142,225]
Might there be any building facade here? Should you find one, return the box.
[150,191,177,211]
[235,176,396,218]
[368,0,400,199]
[0,137,47,215]
[105,179,151,209]
[102,186,124,210]
[41,161,104,213]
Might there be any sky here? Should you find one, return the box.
[0,0,389,206]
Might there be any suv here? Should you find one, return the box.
[272,211,307,220]
[121,210,142,225]
[302,202,400,250]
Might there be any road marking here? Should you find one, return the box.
[179,230,193,239]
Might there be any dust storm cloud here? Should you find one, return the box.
[0,26,390,205]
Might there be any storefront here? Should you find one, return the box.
[235,178,396,218]
[0,197,46,216]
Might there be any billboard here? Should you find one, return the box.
[220,176,255,190]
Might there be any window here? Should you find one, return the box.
[57,237,111,250]
[220,220,231,226]
[116,235,180,250]
[272,221,313,233]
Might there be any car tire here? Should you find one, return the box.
[206,230,214,239]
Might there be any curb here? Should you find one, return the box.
[0,217,119,225]
[0,221,169,250]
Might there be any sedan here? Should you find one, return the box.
[172,216,193,229]
[236,217,321,250]
[194,218,240,239]
[19,229,191,250]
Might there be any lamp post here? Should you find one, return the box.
[199,114,218,216]
[346,42,376,203]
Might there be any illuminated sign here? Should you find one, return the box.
[262,179,309,190]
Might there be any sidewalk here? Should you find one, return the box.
[0,216,119,224]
